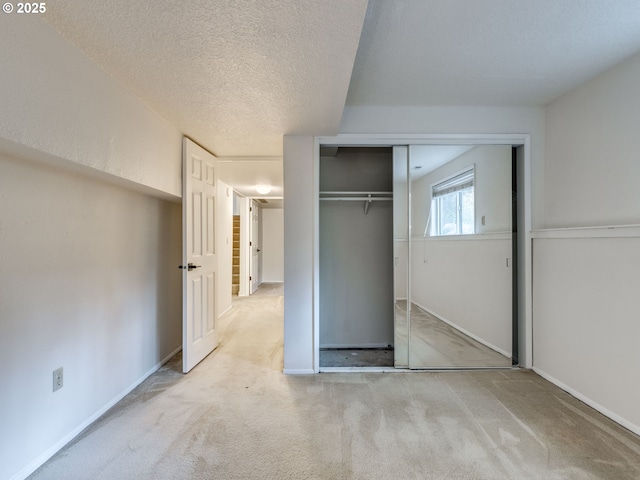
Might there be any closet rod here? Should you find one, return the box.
[320,192,392,214]
[319,191,393,196]
[319,197,392,201]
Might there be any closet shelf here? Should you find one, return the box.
[319,191,393,215]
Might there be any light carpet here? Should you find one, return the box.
[29,291,640,479]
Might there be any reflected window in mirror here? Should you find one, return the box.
[430,167,475,236]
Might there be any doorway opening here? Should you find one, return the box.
[234,193,284,298]
[319,147,394,368]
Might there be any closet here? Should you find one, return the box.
[319,144,516,370]
[319,147,394,367]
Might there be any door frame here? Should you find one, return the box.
[312,134,532,373]
[249,199,261,294]
[237,196,263,296]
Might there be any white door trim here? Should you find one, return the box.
[312,133,533,373]
[237,196,250,297]
[249,199,260,294]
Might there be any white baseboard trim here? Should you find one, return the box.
[319,343,392,349]
[283,368,315,375]
[161,346,183,367]
[320,366,410,373]
[533,367,640,437]
[218,304,233,318]
[412,302,511,359]
[11,346,182,480]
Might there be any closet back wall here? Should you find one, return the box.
[319,148,394,348]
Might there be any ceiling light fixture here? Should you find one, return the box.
[255,184,271,195]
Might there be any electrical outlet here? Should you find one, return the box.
[53,367,63,392]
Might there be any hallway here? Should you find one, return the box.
[29,286,640,480]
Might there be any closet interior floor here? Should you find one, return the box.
[320,348,394,368]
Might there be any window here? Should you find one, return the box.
[430,167,475,236]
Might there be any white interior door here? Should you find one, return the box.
[249,199,260,294]
[182,138,218,373]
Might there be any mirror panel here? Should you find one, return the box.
[408,145,513,368]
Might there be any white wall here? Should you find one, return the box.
[217,180,234,317]
[544,51,640,228]
[0,16,181,198]
[0,16,185,480]
[412,237,512,356]
[0,154,182,480]
[283,136,316,374]
[533,51,640,435]
[533,236,640,434]
[261,209,284,282]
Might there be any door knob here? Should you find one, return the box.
[178,263,202,271]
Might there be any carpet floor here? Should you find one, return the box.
[29,288,640,479]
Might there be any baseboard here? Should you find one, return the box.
[412,301,511,358]
[161,346,183,367]
[218,304,233,318]
[320,366,408,373]
[320,343,392,349]
[532,367,640,438]
[11,346,182,480]
[282,368,315,375]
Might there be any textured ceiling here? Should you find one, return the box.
[217,158,283,198]
[347,0,640,106]
[44,0,368,157]
[42,0,640,167]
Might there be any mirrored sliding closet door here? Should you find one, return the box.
[405,145,514,369]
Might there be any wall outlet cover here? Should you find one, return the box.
[53,367,63,392]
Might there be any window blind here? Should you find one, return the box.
[432,167,474,198]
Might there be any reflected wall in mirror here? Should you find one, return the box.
[408,145,513,368]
